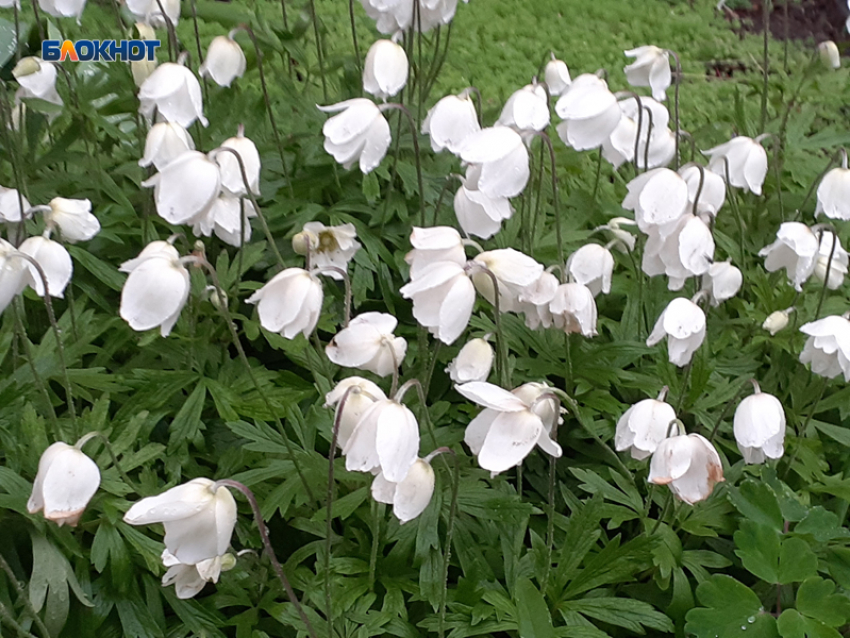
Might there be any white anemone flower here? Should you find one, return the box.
[679,165,726,220]
[595,217,637,253]
[343,397,419,481]
[326,312,407,377]
[700,260,743,306]
[37,0,86,20]
[734,383,785,464]
[119,239,179,273]
[624,46,672,101]
[247,268,323,340]
[549,283,598,336]
[615,388,676,460]
[13,57,63,108]
[567,244,615,296]
[704,136,768,195]
[544,56,571,96]
[649,429,724,505]
[453,179,513,240]
[363,38,409,100]
[199,33,247,88]
[119,244,190,337]
[555,74,620,151]
[642,214,715,290]
[517,271,559,330]
[422,89,480,154]
[139,122,195,171]
[126,0,180,27]
[0,240,27,314]
[446,337,493,384]
[318,99,391,174]
[758,222,818,291]
[458,127,530,199]
[139,62,207,128]
[622,168,689,232]
[799,315,850,381]
[496,82,550,142]
[27,441,100,527]
[399,261,474,345]
[325,377,387,450]
[816,157,850,220]
[0,187,31,223]
[161,550,236,599]
[458,381,562,475]
[215,127,261,196]
[44,197,100,242]
[471,248,544,313]
[142,151,221,225]
[18,235,72,298]
[124,478,237,566]
[763,308,792,335]
[199,195,256,247]
[295,222,361,280]
[647,297,706,367]
[813,230,849,290]
[405,226,465,277]
[372,456,435,523]
[602,112,638,169]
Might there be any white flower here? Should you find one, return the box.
[700,261,742,306]
[363,39,409,100]
[649,431,724,504]
[446,337,493,384]
[602,111,639,169]
[326,312,407,377]
[400,261,474,345]
[139,123,195,171]
[816,161,850,220]
[734,386,785,464]
[758,222,818,291]
[371,457,435,523]
[624,46,671,101]
[139,62,207,128]
[318,99,391,174]
[120,244,190,337]
[0,187,31,223]
[44,197,99,242]
[617,96,675,169]
[405,226,465,278]
[343,398,419,481]
[453,178,512,240]
[704,136,768,196]
[679,165,726,219]
[567,244,615,297]
[297,222,360,280]
[763,309,792,335]
[544,56,571,96]
[161,551,236,599]
[422,90,480,154]
[13,57,62,108]
[126,0,180,26]
[642,214,715,290]
[813,230,849,290]
[549,283,598,336]
[647,297,706,366]
[818,41,840,69]
[496,82,550,141]
[471,248,544,313]
[799,315,850,381]
[458,127,530,199]
[555,74,620,151]
[199,34,246,88]
[27,441,100,527]
[124,478,237,565]
[0,239,27,314]
[38,0,86,21]
[325,377,387,450]
[517,271,559,330]
[596,217,637,253]
[18,235,72,298]
[198,195,256,247]
[458,381,562,475]
[247,268,323,340]
[615,389,676,460]
[215,128,261,196]
[622,168,689,232]
[142,151,221,225]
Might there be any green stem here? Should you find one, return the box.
[307,0,328,102]
[438,449,460,638]
[0,548,52,638]
[760,0,771,133]
[381,103,426,227]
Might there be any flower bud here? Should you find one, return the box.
[544,56,571,96]
[28,441,101,527]
[762,309,791,335]
[363,39,409,100]
[292,231,314,256]
[199,34,247,88]
[818,41,840,69]
[12,57,41,78]
[447,337,494,384]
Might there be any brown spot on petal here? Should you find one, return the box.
[650,476,673,485]
[46,508,85,527]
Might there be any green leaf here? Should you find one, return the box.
[167,381,207,452]
[778,538,819,584]
[735,521,780,583]
[562,597,673,633]
[685,575,777,637]
[514,577,554,638]
[728,479,783,530]
[778,609,841,638]
[796,577,850,627]
[362,171,380,203]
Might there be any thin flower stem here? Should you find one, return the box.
[793,149,844,222]
[368,500,383,590]
[708,378,751,442]
[650,489,673,535]
[309,265,352,327]
[529,139,545,257]
[432,174,463,226]
[722,157,747,266]
[813,226,837,321]
[690,164,705,217]
[348,0,361,77]
[666,50,682,170]
[641,105,654,173]
[422,23,453,100]
[307,0,328,102]
[0,601,38,638]
[76,432,140,494]
[12,4,20,64]
[534,132,564,274]
[615,91,643,174]
[760,0,771,133]
[591,149,604,203]
[778,52,819,156]
[152,0,176,61]
[216,480,318,638]
[438,448,460,638]
[470,264,509,388]
[30,0,44,43]
[380,103,426,227]
[0,545,52,638]
[541,453,557,595]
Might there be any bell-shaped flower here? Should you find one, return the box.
[704,136,768,195]
[138,62,207,128]
[326,312,407,377]
[363,38,409,100]
[813,230,849,290]
[37,0,87,20]
[295,222,360,280]
[622,167,689,232]
[700,260,742,306]
[518,271,559,330]
[458,381,562,475]
[422,89,480,154]
[799,315,850,381]
[596,217,637,253]
[247,268,323,340]
[763,308,792,335]
[199,32,246,88]
[214,127,261,196]
[555,73,620,151]
[124,478,237,565]
[453,178,513,239]
[139,122,195,171]
[13,57,63,108]
[27,441,100,527]
[649,429,724,504]
[400,261,474,345]
[120,244,190,337]
[126,0,180,27]
[459,126,530,198]
[615,388,676,460]
[647,297,706,367]
[734,384,785,464]
[142,151,221,225]
[679,164,726,220]
[624,46,671,101]
[549,283,598,336]
[18,235,72,298]
[372,456,435,523]
[0,187,31,223]
[567,244,615,296]
[758,222,818,291]
[615,97,675,169]
[544,56,571,96]
[343,397,419,481]
[318,99,391,174]
[405,226,465,277]
[642,214,714,290]
[818,41,840,69]
[161,550,236,599]
[816,158,850,220]
[446,336,493,384]
[471,248,544,313]
[119,239,179,273]
[44,197,99,242]
[325,377,387,450]
[496,82,550,142]
[197,195,256,247]
[602,112,639,169]
[0,239,26,314]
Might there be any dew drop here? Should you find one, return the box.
[740,627,747,632]
[747,616,755,624]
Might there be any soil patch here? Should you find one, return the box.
[723,0,847,44]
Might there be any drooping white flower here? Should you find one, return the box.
[139,62,207,128]
[602,112,639,169]
[405,226,465,277]
[446,337,493,384]
[247,268,323,340]
[453,177,513,240]
[517,270,559,330]
[616,96,675,169]
[704,136,768,195]
[215,128,261,196]
[119,239,179,273]
[624,46,672,101]
[458,381,562,475]
[496,82,550,142]
[44,197,99,242]
[813,230,849,290]
[816,157,850,220]
[642,214,715,290]
[295,222,360,280]
[119,244,190,337]
[27,441,100,527]
[763,308,792,335]
[124,478,237,565]
[360,0,466,34]
[343,398,419,481]
[139,122,195,171]
[649,430,724,504]
[622,168,689,232]
[458,127,530,199]
[198,195,256,247]
[734,384,785,464]
[142,151,221,225]
[679,164,726,220]
[38,0,86,21]
[758,222,818,291]
[422,89,480,154]
[549,283,598,336]
[199,33,247,88]
[544,56,571,96]
[363,38,409,100]
[799,315,850,381]
[647,297,706,366]
[326,312,407,377]
[555,73,620,151]
[0,239,27,314]
[18,235,73,298]
[596,217,637,253]
[325,377,387,450]
[400,261,474,345]
[161,551,236,599]
[318,99,391,174]
[13,57,63,108]
[126,0,180,27]
[371,457,435,523]
[567,244,615,296]
[818,41,841,69]
[615,388,676,460]
[700,260,742,306]
[0,187,31,223]
[471,248,544,313]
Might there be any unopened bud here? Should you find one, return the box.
[818,41,840,70]
[292,231,313,256]
[762,309,791,335]
[12,57,41,78]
